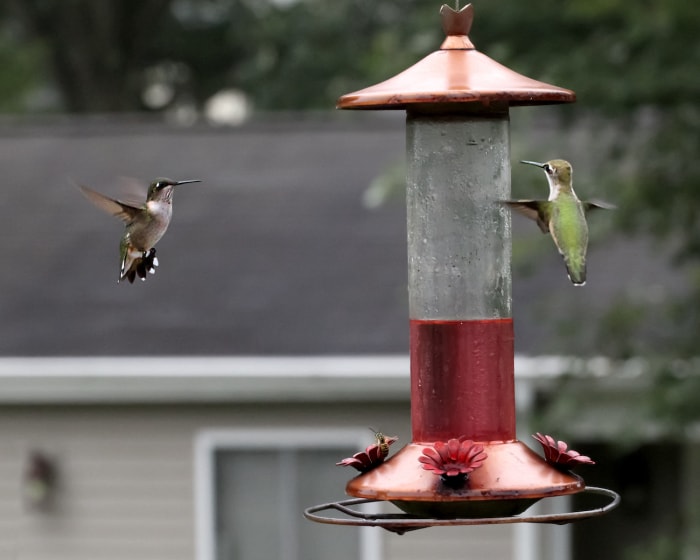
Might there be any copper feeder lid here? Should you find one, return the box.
[337,4,575,111]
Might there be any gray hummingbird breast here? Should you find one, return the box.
[128,206,171,249]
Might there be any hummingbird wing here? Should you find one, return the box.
[583,199,617,212]
[114,176,149,208]
[502,200,552,233]
[78,185,142,224]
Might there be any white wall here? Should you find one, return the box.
[0,402,519,560]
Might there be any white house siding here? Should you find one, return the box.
[0,402,516,560]
[385,525,514,560]
[0,406,195,560]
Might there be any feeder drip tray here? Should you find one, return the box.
[304,486,621,534]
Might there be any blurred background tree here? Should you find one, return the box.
[1,0,443,113]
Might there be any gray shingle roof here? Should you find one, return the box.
[0,116,408,355]
[0,115,679,356]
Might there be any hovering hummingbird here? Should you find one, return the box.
[79,177,201,283]
[503,159,613,286]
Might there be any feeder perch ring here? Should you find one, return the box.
[304,486,620,534]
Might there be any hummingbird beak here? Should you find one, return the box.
[174,179,201,186]
[520,160,546,168]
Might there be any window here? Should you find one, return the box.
[195,428,382,560]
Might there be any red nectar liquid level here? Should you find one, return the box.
[410,318,515,443]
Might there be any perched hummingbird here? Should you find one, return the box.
[503,159,613,286]
[79,177,201,283]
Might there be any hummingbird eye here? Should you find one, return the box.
[543,164,553,175]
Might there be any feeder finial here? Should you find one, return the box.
[440,3,474,49]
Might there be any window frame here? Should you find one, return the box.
[195,427,383,560]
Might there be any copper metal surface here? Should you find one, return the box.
[345,441,584,518]
[304,487,621,533]
[337,4,575,110]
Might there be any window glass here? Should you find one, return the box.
[214,447,359,560]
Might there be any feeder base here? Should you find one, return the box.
[346,440,584,518]
[305,487,621,533]
[390,497,539,519]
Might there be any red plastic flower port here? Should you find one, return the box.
[337,436,398,473]
[533,433,595,469]
[419,438,487,487]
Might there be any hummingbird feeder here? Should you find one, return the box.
[305,3,619,531]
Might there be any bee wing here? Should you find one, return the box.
[78,184,141,223]
[502,199,551,233]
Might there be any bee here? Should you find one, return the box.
[369,427,391,458]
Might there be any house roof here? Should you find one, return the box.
[0,114,680,356]
[1,115,409,355]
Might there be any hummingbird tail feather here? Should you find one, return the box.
[119,249,158,284]
[565,260,586,286]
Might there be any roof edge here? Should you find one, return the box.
[0,355,642,405]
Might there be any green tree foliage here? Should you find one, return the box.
[2,0,443,112]
[482,1,700,437]
[6,0,173,111]
[476,0,700,359]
